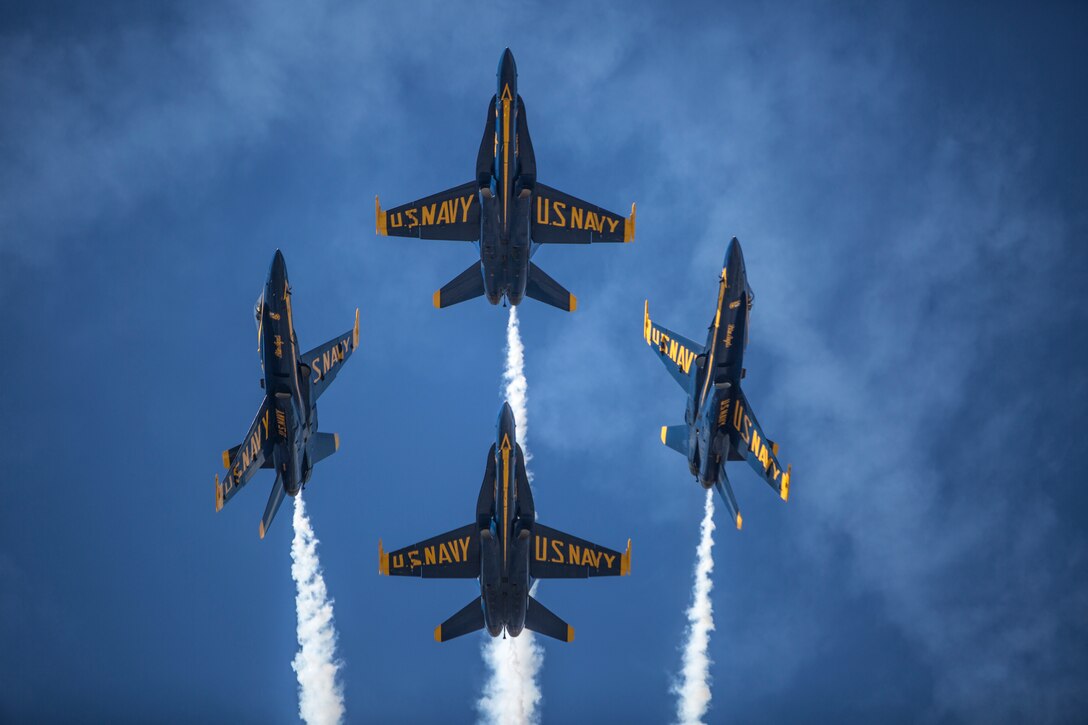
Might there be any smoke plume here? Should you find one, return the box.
[674,488,718,725]
[477,307,544,725]
[290,494,345,725]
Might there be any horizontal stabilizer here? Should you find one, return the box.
[259,476,289,540]
[525,262,576,312]
[524,595,574,643]
[310,432,339,466]
[713,469,743,531]
[660,425,689,456]
[434,261,486,309]
[434,596,486,643]
[530,524,630,578]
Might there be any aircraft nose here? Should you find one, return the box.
[498,48,517,80]
[498,401,516,434]
[725,237,745,274]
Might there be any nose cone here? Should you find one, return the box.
[497,48,517,95]
[725,237,745,281]
[497,402,517,444]
[269,248,287,280]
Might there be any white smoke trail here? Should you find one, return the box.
[290,493,345,725]
[674,488,718,725]
[477,306,544,725]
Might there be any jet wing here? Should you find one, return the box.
[379,524,481,578]
[375,181,480,240]
[216,396,275,512]
[300,309,360,402]
[643,301,702,392]
[530,524,630,578]
[530,183,634,244]
[726,389,792,502]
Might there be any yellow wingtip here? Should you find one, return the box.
[660,426,668,445]
[569,294,577,312]
[620,538,632,576]
[643,299,652,344]
[375,196,387,236]
[221,450,231,469]
[434,625,442,642]
[736,513,743,530]
[259,521,266,540]
[780,464,791,502]
[378,539,389,575]
[215,474,223,512]
[624,202,636,243]
[333,433,340,452]
[566,625,575,642]
[352,308,360,349]
[433,290,441,309]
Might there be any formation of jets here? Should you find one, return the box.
[214,49,791,642]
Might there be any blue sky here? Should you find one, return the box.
[2,1,1087,722]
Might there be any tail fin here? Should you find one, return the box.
[524,595,574,642]
[310,432,339,466]
[526,262,576,312]
[434,261,486,309]
[660,425,689,455]
[434,596,486,643]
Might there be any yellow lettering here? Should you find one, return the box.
[552,201,566,227]
[536,195,549,225]
[669,339,679,363]
[459,195,473,222]
[436,200,451,225]
[458,537,470,561]
[569,206,583,230]
[725,323,735,348]
[750,429,761,455]
[606,216,619,234]
[759,445,770,470]
[408,550,421,567]
[422,204,436,226]
[581,548,596,567]
[436,543,450,564]
[734,401,744,432]
[406,208,419,228]
[601,552,616,569]
[424,546,436,566]
[535,536,547,561]
[568,543,581,565]
[586,211,600,232]
[551,539,564,563]
[390,212,403,229]
[392,553,404,569]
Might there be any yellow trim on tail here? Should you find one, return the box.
[375,196,387,235]
[566,625,575,642]
[433,290,442,309]
[378,539,389,575]
[620,539,632,576]
[569,294,577,312]
[434,625,443,642]
[624,203,636,242]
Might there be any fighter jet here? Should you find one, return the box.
[375,48,635,311]
[215,249,360,538]
[644,237,791,529]
[378,402,630,642]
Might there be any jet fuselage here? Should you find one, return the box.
[479,402,533,637]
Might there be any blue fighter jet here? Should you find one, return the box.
[215,250,360,538]
[375,48,635,311]
[644,238,791,529]
[379,402,631,642]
